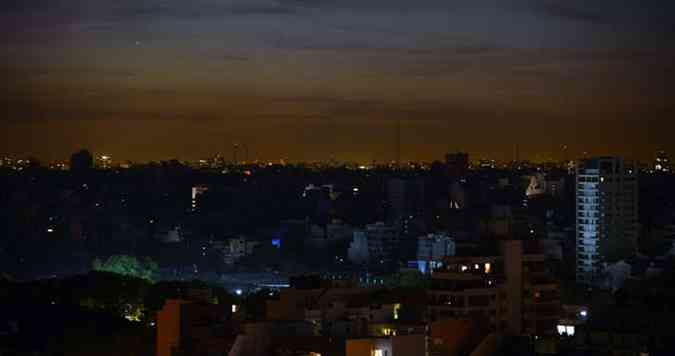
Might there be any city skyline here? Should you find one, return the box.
[1,149,672,166]
[2,0,674,162]
[2,144,674,165]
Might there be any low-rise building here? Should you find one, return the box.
[346,334,426,356]
[156,300,234,356]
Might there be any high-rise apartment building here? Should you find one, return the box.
[386,178,426,230]
[347,222,400,266]
[576,157,638,286]
[428,240,560,336]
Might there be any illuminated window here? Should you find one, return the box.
[232,304,239,313]
[393,303,401,320]
[461,265,468,272]
[373,350,384,356]
[484,263,492,273]
[557,325,576,336]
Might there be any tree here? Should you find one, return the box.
[93,255,158,282]
[26,157,42,169]
[70,149,93,173]
[385,270,429,289]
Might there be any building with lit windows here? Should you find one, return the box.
[408,233,456,274]
[190,185,209,211]
[96,154,112,169]
[428,240,560,336]
[654,150,671,173]
[346,335,425,356]
[575,157,638,286]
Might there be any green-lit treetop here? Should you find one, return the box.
[92,255,158,282]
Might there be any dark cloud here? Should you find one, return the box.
[221,55,251,62]
[535,1,609,24]
[2,0,675,160]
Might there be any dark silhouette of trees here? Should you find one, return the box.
[26,157,42,169]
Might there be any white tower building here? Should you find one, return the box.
[576,157,638,286]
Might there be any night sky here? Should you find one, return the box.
[2,0,673,162]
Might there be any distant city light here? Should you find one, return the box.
[580,310,588,317]
[557,325,575,336]
[47,228,54,233]
[235,289,243,296]
[124,314,141,322]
